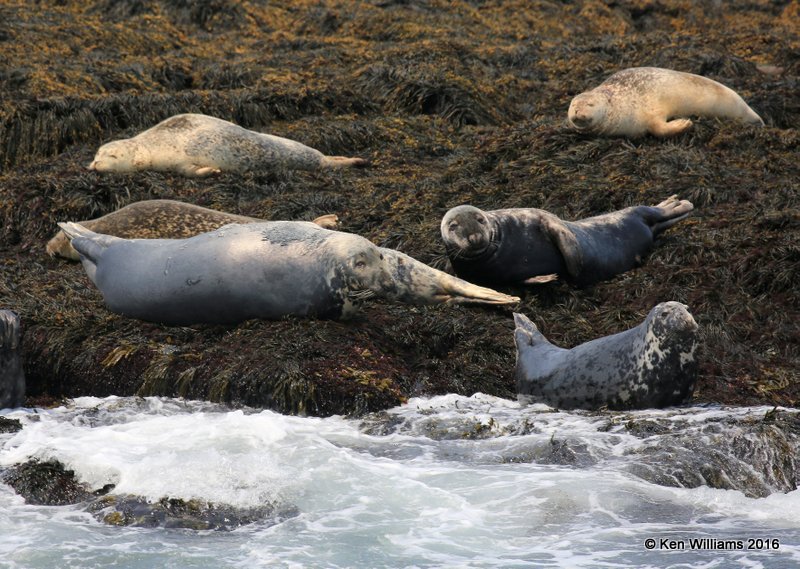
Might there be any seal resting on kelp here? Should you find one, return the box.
[58,221,518,325]
[88,113,368,177]
[567,67,764,137]
[440,196,693,287]
[513,302,699,410]
[46,199,339,261]
[0,310,25,409]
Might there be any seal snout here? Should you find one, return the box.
[467,233,485,247]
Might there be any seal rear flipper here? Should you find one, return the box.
[513,313,552,348]
[57,222,123,283]
[540,214,583,279]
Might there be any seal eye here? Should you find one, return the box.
[476,217,486,225]
[355,260,366,269]
[448,222,458,232]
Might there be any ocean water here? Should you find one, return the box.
[1,394,799,569]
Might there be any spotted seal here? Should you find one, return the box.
[440,195,693,287]
[514,302,699,410]
[46,199,339,261]
[58,221,518,325]
[0,310,25,409]
[567,67,764,137]
[88,113,368,176]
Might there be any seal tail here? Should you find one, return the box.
[513,313,552,348]
[648,195,694,236]
[57,222,121,284]
[320,156,370,169]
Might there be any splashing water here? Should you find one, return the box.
[1,394,799,568]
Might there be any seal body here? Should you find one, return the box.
[0,310,25,409]
[568,67,764,137]
[46,199,339,261]
[58,222,518,325]
[89,113,367,176]
[514,302,699,410]
[441,196,693,287]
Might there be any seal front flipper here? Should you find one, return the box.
[57,222,123,284]
[642,195,694,235]
[539,213,583,279]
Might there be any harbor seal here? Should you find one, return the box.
[567,67,764,137]
[440,195,693,287]
[88,113,368,177]
[0,310,25,409]
[46,199,339,261]
[514,302,699,410]
[58,221,518,325]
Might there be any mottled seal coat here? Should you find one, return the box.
[89,113,368,176]
[46,199,339,261]
[58,221,518,325]
[568,67,764,137]
[441,196,693,287]
[514,302,699,410]
[0,310,25,409]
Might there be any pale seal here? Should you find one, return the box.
[46,199,339,261]
[0,310,25,409]
[88,113,368,176]
[514,302,699,410]
[567,67,764,137]
[57,221,518,325]
[440,195,693,287]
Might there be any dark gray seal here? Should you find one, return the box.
[47,199,339,261]
[89,113,368,177]
[58,221,518,325]
[440,195,693,287]
[1,310,25,409]
[567,67,764,137]
[514,302,699,410]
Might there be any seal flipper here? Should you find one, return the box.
[539,213,583,279]
[57,222,124,284]
[642,195,694,236]
[513,313,553,348]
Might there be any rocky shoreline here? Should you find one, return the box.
[0,1,798,415]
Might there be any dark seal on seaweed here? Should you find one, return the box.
[88,113,369,177]
[57,221,518,325]
[0,310,25,409]
[567,67,764,137]
[513,302,699,411]
[440,195,693,287]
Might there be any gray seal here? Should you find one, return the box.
[1,310,25,409]
[567,67,764,137]
[58,221,518,325]
[514,302,699,410]
[440,195,693,287]
[47,199,339,261]
[89,113,368,177]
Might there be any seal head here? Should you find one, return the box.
[440,205,496,260]
[89,140,151,172]
[567,91,611,132]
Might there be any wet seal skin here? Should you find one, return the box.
[441,195,693,287]
[0,310,25,409]
[567,67,764,137]
[88,113,369,177]
[58,221,518,325]
[46,199,339,261]
[513,301,699,410]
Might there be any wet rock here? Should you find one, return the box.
[0,416,22,433]
[1,459,99,505]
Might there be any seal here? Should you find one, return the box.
[513,302,699,410]
[58,221,518,325]
[46,199,339,261]
[567,67,764,137]
[0,310,25,409]
[88,113,368,176]
[440,195,693,287]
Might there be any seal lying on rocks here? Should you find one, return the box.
[0,310,25,409]
[440,195,693,287]
[567,67,764,137]
[58,221,518,325]
[88,113,368,176]
[514,302,699,410]
[47,199,339,261]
